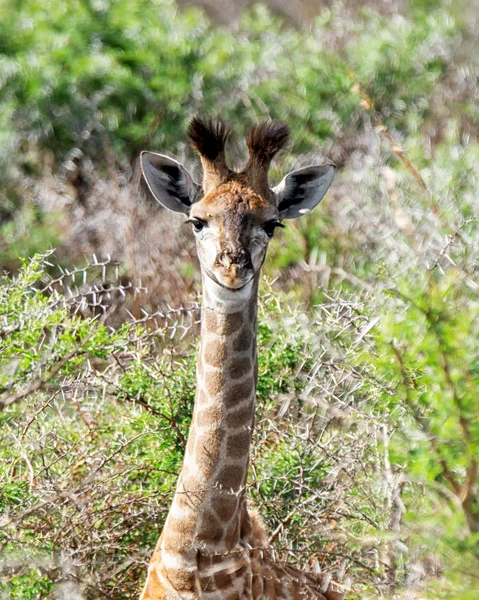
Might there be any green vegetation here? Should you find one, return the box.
[0,0,468,272]
[1,0,478,598]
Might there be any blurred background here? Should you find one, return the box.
[0,0,478,598]
[1,0,477,311]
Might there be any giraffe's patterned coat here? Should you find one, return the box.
[139,118,342,600]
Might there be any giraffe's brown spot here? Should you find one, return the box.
[226,592,240,600]
[226,404,253,428]
[226,430,251,459]
[195,429,224,478]
[228,357,252,380]
[220,311,244,336]
[211,494,239,522]
[203,340,227,367]
[216,465,244,491]
[175,474,190,505]
[263,570,276,597]
[196,405,222,427]
[203,309,217,331]
[211,554,225,566]
[233,327,252,352]
[198,573,216,593]
[162,515,196,553]
[285,578,301,597]
[198,552,214,570]
[238,570,255,598]
[162,566,194,592]
[175,489,194,511]
[163,514,195,535]
[182,471,204,499]
[204,371,224,397]
[225,380,254,408]
[196,510,223,544]
[175,472,204,509]
[252,573,263,597]
[275,585,288,600]
[213,570,234,590]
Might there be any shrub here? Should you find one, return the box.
[0,256,390,598]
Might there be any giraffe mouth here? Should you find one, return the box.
[205,268,255,291]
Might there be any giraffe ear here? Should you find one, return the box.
[141,151,199,213]
[273,164,335,219]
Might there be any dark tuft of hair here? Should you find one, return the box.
[187,117,231,161]
[246,121,290,165]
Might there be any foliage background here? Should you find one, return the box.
[0,0,478,598]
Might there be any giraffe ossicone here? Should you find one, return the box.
[139,118,344,600]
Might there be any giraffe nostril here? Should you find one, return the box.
[217,252,231,268]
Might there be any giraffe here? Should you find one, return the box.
[139,117,344,600]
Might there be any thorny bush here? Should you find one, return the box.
[1,255,394,599]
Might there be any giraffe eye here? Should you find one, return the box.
[263,220,284,238]
[186,218,206,232]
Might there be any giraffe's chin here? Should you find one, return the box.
[202,271,257,308]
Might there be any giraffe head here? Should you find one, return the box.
[141,118,334,299]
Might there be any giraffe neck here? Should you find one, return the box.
[160,274,258,568]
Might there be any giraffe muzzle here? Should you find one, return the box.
[216,249,253,271]
[216,248,253,275]
[213,249,254,289]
